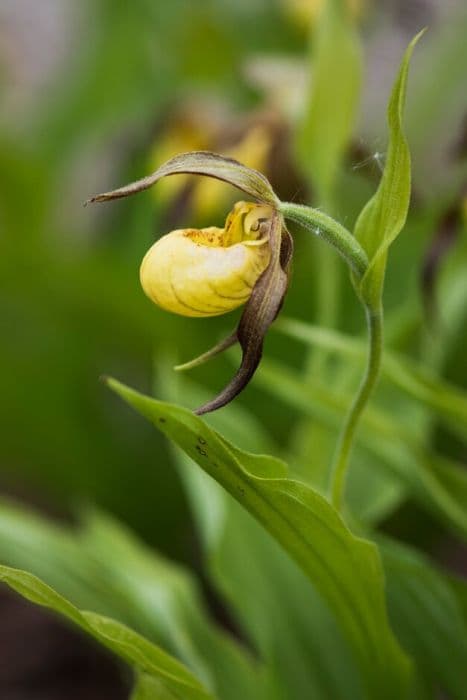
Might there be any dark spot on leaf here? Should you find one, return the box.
[198,437,207,445]
[195,445,207,457]
[158,417,166,423]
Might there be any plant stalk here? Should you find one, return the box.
[281,200,384,513]
[279,201,368,279]
[330,303,383,511]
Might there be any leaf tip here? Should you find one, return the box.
[407,27,428,55]
[415,26,428,41]
[101,375,126,398]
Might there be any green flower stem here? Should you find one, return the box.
[280,201,384,513]
[330,303,383,511]
[279,201,368,279]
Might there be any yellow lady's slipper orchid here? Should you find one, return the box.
[88,151,292,414]
[89,150,371,414]
[140,202,273,317]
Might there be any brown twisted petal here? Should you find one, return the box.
[86,151,279,207]
[194,211,293,415]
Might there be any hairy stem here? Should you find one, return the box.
[280,200,384,512]
[279,201,368,279]
[330,304,383,511]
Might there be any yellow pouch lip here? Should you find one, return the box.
[138,203,274,321]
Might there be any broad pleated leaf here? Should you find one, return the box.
[158,371,366,699]
[107,378,411,698]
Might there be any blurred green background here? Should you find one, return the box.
[0,0,466,695]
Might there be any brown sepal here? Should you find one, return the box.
[195,213,293,415]
[86,151,279,207]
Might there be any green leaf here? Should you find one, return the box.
[131,673,180,700]
[293,0,362,373]
[354,30,425,306]
[80,511,271,700]
[107,377,411,698]
[256,357,467,538]
[0,498,108,613]
[0,565,214,700]
[382,538,467,700]
[296,0,362,202]
[211,499,366,700]
[0,500,267,700]
[158,370,365,699]
[275,316,467,443]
